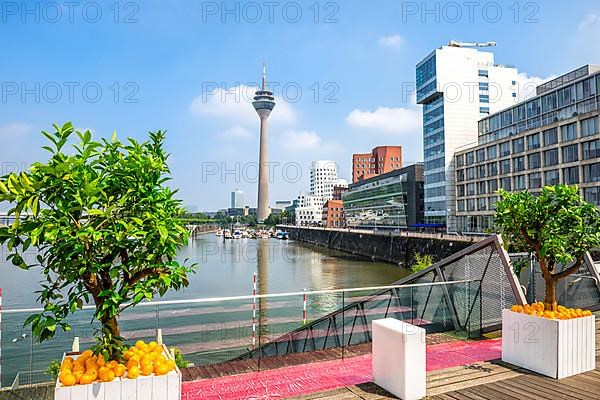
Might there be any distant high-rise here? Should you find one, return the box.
[416,43,519,231]
[230,189,245,209]
[253,64,276,223]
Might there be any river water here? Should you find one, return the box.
[0,234,411,386]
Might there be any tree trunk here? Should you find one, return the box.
[544,277,558,311]
[102,316,121,338]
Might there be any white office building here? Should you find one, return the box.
[295,160,346,225]
[230,189,245,209]
[416,43,520,231]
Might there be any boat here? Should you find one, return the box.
[224,229,233,239]
[275,231,289,240]
[233,230,243,239]
[215,229,224,237]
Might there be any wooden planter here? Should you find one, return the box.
[502,309,596,379]
[54,345,181,400]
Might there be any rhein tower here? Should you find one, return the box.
[253,64,276,223]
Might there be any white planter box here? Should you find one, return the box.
[54,344,181,400]
[502,309,596,379]
[372,318,426,400]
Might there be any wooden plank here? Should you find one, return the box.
[499,378,576,400]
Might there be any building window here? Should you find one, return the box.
[544,148,559,166]
[582,139,600,160]
[500,159,511,174]
[562,144,579,163]
[476,149,486,163]
[478,69,488,77]
[581,117,598,137]
[528,152,541,169]
[489,196,499,210]
[457,200,465,212]
[488,179,498,193]
[487,145,497,159]
[478,165,486,178]
[478,181,487,195]
[466,199,475,211]
[563,166,579,185]
[584,187,600,205]
[512,138,525,153]
[527,133,541,149]
[478,197,487,211]
[561,122,578,142]
[457,185,465,197]
[466,167,475,180]
[480,94,490,103]
[466,183,475,196]
[544,169,560,186]
[501,177,511,191]
[466,152,474,165]
[528,172,542,189]
[487,162,498,176]
[544,127,558,146]
[500,142,510,157]
[583,163,600,183]
[480,107,490,114]
[513,156,525,172]
[513,175,526,190]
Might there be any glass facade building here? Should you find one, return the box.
[455,65,600,232]
[342,164,424,229]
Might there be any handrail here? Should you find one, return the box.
[0,280,477,315]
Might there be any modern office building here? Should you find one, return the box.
[332,185,348,200]
[230,189,245,209]
[416,42,520,230]
[454,65,600,233]
[322,199,345,228]
[352,146,403,183]
[342,163,424,230]
[295,161,347,225]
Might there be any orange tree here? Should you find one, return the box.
[494,185,600,311]
[0,123,195,359]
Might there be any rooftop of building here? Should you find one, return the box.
[348,162,424,189]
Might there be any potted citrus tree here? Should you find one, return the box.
[495,185,598,378]
[0,123,195,399]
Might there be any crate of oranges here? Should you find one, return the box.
[54,340,181,400]
[510,302,593,319]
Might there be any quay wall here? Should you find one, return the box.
[282,227,478,267]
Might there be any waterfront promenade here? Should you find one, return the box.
[2,318,598,399]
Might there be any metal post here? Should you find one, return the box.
[341,290,345,360]
[302,289,307,325]
[252,273,257,349]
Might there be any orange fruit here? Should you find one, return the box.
[99,366,110,376]
[100,370,115,382]
[107,360,118,369]
[73,363,86,373]
[96,356,106,367]
[81,350,93,358]
[59,369,72,379]
[73,371,84,383]
[135,340,146,350]
[583,310,592,317]
[60,373,77,387]
[114,364,127,378]
[129,354,141,363]
[127,365,140,379]
[127,359,139,370]
[165,360,176,372]
[141,354,154,364]
[155,363,169,376]
[86,369,98,380]
[140,363,153,376]
[123,350,134,361]
[79,374,94,385]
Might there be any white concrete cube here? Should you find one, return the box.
[502,309,596,379]
[54,344,181,400]
[372,318,426,400]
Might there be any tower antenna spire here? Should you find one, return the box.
[262,62,267,91]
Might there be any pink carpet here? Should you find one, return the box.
[182,338,502,400]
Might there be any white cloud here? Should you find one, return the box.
[279,130,322,150]
[189,84,296,126]
[516,72,558,102]
[220,126,252,139]
[378,35,404,50]
[578,13,600,32]
[345,107,421,135]
[0,122,34,137]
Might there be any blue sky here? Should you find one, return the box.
[1,0,599,211]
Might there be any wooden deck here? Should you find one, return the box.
[289,319,600,399]
[180,332,460,381]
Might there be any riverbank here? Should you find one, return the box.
[279,226,480,267]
